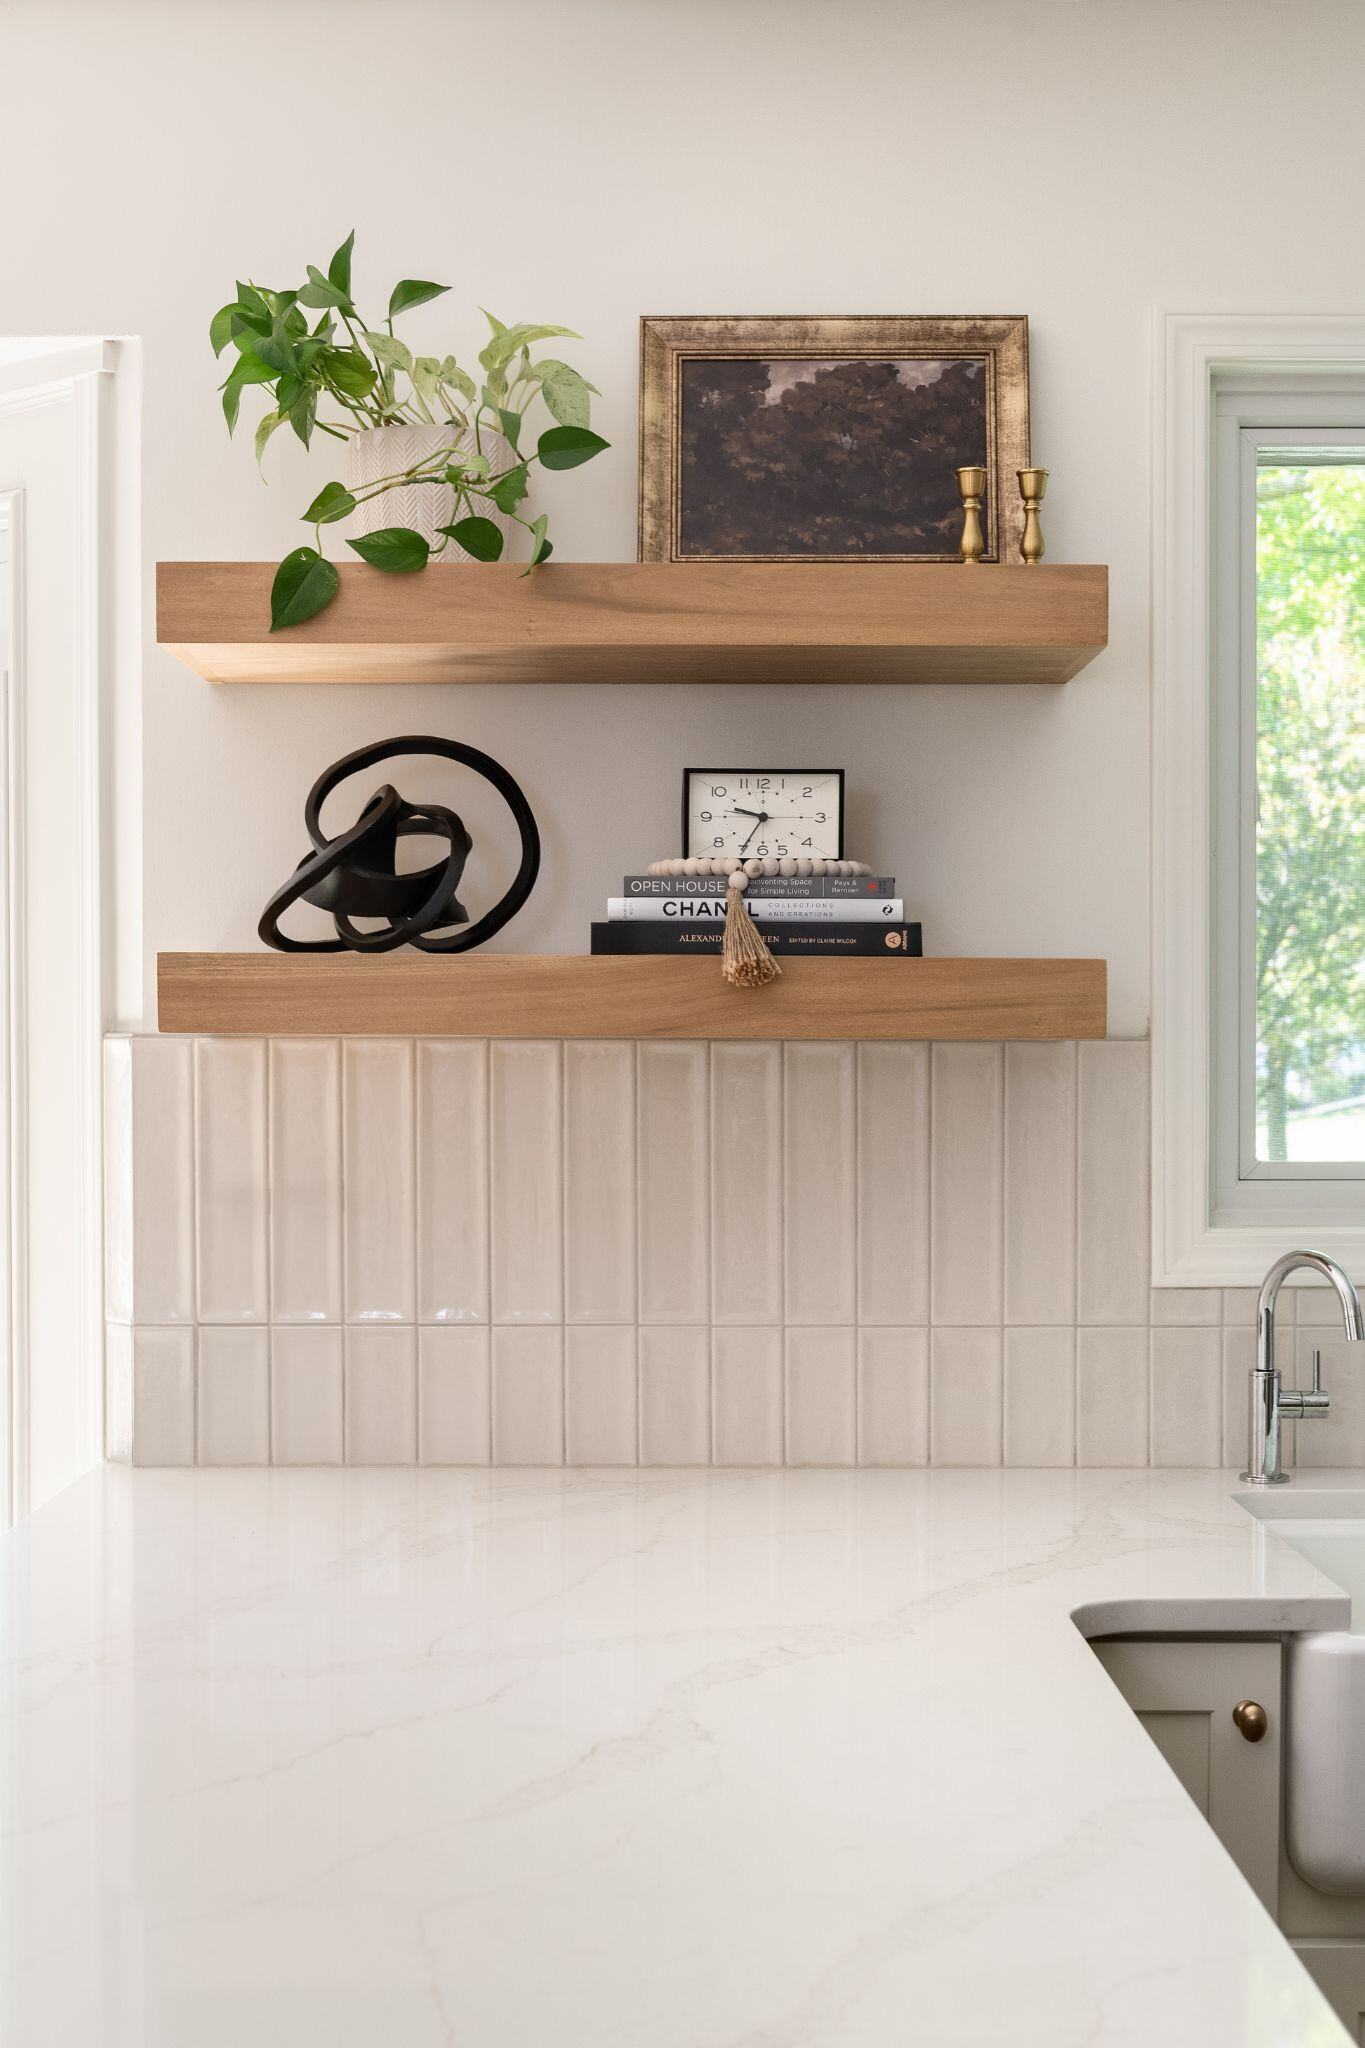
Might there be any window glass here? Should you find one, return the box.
[1255,458,1365,1162]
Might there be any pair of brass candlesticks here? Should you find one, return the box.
[954,466,1048,564]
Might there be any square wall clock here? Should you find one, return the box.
[682,769,845,861]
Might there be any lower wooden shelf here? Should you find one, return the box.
[157,953,1107,1041]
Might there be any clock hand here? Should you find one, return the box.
[738,815,764,853]
[730,806,768,820]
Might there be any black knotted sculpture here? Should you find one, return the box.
[259,736,540,953]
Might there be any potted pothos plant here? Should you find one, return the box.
[210,231,608,629]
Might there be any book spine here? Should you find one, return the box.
[590,923,922,957]
[606,897,906,923]
[621,875,896,898]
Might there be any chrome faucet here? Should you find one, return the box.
[1242,1249,1365,1484]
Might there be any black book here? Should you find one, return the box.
[590,921,922,958]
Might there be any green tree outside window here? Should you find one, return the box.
[1255,464,1365,1161]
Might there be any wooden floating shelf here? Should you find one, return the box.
[157,954,1107,1042]
[156,561,1108,686]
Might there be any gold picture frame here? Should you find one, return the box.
[638,314,1030,564]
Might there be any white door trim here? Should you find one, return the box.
[1152,312,1365,1286]
[1,484,25,1526]
[0,340,141,1519]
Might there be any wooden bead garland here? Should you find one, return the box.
[646,855,873,892]
[640,857,874,989]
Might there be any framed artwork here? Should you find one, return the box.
[639,315,1029,564]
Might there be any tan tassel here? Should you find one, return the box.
[721,881,781,988]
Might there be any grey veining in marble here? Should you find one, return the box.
[0,1465,1355,2046]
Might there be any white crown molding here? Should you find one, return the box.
[0,337,118,402]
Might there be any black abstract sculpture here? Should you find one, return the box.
[259,736,540,953]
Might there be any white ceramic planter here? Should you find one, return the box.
[346,422,516,561]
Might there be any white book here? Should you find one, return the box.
[605,896,906,923]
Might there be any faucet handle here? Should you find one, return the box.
[1282,1347,1331,1422]
[1285,1359,1334,1425]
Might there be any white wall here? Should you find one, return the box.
[4,0,1365,1037]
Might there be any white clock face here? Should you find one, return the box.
[685,770,843,860]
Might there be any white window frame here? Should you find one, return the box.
[1154,314,1365,1285]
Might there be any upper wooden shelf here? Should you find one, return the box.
[156,561,1109,686]
[157,953,1106,1041]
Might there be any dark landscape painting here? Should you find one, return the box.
[678,355,989,558]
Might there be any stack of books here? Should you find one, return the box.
[590,872,922,958]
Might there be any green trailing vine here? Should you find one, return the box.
[210,230,608,629]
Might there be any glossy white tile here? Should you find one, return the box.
[711,1042,782,1325]
[1077,1042,1149,1326]
[1076,1327,1149,1466]
[1150,1327,1222,1467]
[103,1040,134,1325]
[106,1031,1234,1473]
[197,1327,270,1465]
[930,1327,1002,1466]
[416,1040,489,1324]
[637,1042,709,1324]
[1003,1044,1075,1325]
[491,1326,564,1464]
[490,1041,562,1324]
[1222,1288,1262,1327]
[785,1327,855,1466]
[271,1326,344,1466]
[564,1042,635,1324]
[418,1326,491,1464]
[1150,1288,1221,1327]
[269,1039,342,1324]
[345,1325,418,1464]
[131,1327,195,1466]
[930,1045,1003,1326]
[784,1042,855,1325]
[857,1327,929,1465]
[565,1327,637,1464]
[1221,1325,1256,1468]
[129,1037,195,1325]
[712,1327,783,1465]
[638,1327,711,1465]
[1292,1330,1365,1467]
[1297,1280,1353,1328]
[194,1039,268,1323]
[1003,1328,1075,1467]
[857,1043,929,1327]
[343,1040,415,1322]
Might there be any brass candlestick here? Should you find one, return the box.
[955,466,987,564]
[1017,467,1048,565]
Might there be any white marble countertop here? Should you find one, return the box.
[1,1465,1359,2047]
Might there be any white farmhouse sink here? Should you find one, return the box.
[1240,1490,1365,1892]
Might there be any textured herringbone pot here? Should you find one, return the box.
[347,422,515,558]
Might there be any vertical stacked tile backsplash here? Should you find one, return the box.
[105,1035,1281,1468]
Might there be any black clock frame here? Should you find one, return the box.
[681,768,845,860]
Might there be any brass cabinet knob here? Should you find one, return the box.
[1233,1699,1269,1743]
